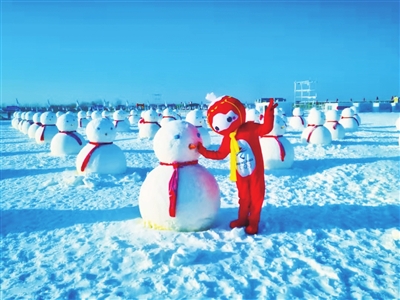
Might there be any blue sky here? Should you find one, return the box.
[1,0,399,107]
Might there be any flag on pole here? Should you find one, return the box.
[16,98,20,106]
[76,100,80,109]
[125,100,130,109]
[47,99,51,108]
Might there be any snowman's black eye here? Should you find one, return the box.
[215,126,219,131]
[110,127,113,130]
[97,127,100,130]
[174,134,180,139]
[197,133,200,138]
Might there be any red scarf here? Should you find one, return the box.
[159,160,198,217]
[39,124,56,141]
[327,120,339,129]
[139,119,161,127]
[114,120,124,128]
[307,124,321,143]
[341,116,359,126]
[59,131,83,145]
[162,116,176,120]
[80,141,113,172]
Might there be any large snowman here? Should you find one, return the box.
[340,107,359,132]
[51,113,85,156]
[139,120,221,232]
[324,110,346,140]
[76,118,127,175]
[35,111,58,144]
[301,109,332,145]
[260,115,294,169]
[185,109,211,147]
[138,109,161,139]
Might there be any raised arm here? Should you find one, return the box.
[198,135,230,160]
[257,98,278,136]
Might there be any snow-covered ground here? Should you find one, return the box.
[1,112,399,299]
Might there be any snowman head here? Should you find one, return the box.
[33,112,42,123]
[91,111,103,120]
[25,111,35,121]
[292,107,303,116]
[185,109,204,127]
[40,111,57,125]
[77,111,86,119]
[341,107,354,118]
[102,110,110,118]
[270,115,286,135]
[130,109,137,116]
[325,110,340,122]
[86,118,116,143]
[143,109,159,122]
[113,109,127,121]
[207,95,246,136]
[153,120,202,163]
[307,109,325,125]
[56,113,78,131]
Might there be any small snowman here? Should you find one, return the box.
[51,113,85,156]
[350,106,361,125]
[91,110,103,120]
[102,109,111,119]
[246,108,261,123]
[18,112,26,132]
[324,110,345,140]
[339,107,359,132]
[138,109,161,139]
[21,111,35,135]
[128,109,139,126]
[288,107,306,131]
[185,109,211,147]
[113,110,131,132]
[260,115,294,169]
[160,108,179,127]
[301,109,332,145]
[77,111,89,128]
[86,110,92,123]
[138,120,221,231]
[28,112,42,138]
[76,118,127,175]
[35,111,58,144]
[12,111,22,130]
[274,107,288,126]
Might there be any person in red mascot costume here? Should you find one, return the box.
[197,96,277,235]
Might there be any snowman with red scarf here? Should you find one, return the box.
[138,120,220,231]
[197,93,277,235]
[75,118,127,175]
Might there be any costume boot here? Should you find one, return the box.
[229,203,249,229]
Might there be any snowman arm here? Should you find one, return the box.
[198,136,230,160]
[257,99,277,136]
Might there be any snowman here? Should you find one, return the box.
[128,109,139,126]
[339,107,359,132]
[288,107,306,131]
[18,112,26,132]
[138,120,220,231]
[185,109,211,147]
[51,113,85,156]
[113,109,131,132]
[246,108,261,123]
[160,107,179,127]
[35,111,58,144]
[324,110,346,140]
[260,115,294,169]
[138,109,161,139]
[86,110,92,123]
[76,118,127,175]
[21,111,35,135]
[350,106,361,125]
[301,109,332,145]
[77,111,89,128]
[28,112,42,139]
[12,111,22,130]
[274,107,287,126]
[102,109,111,120]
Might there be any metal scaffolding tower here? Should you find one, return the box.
[294,80,317,104]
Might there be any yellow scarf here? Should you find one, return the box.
[229,130,240,181]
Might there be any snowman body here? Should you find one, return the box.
[35,112,58,144]
[260,115,294,169]
[51,113,85,156]
[301,109,332,145]
[113,110,131,132]
[28,112,42,139]
[139,120,220,231]
[76,118,126,175]
[138,109,161,139]
[324,110,346,140]
[289,107,306,131]
[185,109,211,147]
[339,108,359,132]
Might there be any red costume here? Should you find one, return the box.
[198,96,277,234]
